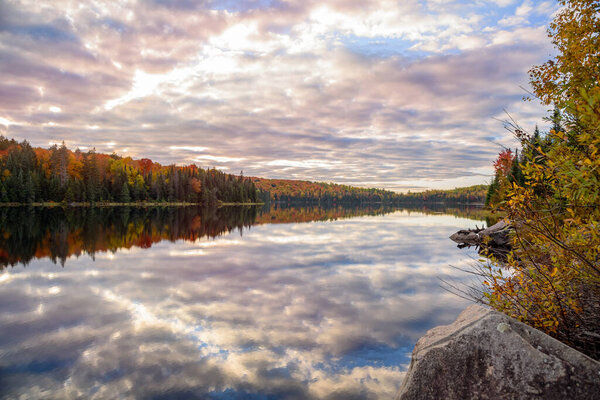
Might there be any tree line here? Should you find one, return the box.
[0,137,260,205]
[252,177,487,205]
[1,137,487,207]
[399,184,488,205]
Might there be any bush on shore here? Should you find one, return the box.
[482,0,600,360]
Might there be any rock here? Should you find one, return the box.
[396,305,600,400]
[450,221,513,260]
[481,221,512,247]
[450,221,511,246]
[480,220,508,234]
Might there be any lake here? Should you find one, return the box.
[0,205,489,399]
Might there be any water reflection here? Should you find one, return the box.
[0,206,258,268]
[0,205,491,269]
[0,206,483,399]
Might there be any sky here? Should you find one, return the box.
[0,0,559,191]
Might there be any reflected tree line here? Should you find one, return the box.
[413,206,503,227]
[0,206,259,268]
[0,204,492,268]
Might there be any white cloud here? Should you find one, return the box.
[0,117,15,127]
[265,159,342,169]
[169,145,209,152]
[0,0,557,190]
[192,155,245,163]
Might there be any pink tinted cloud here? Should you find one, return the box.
[0,0,556,190]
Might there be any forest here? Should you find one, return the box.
[398,184,487,205]
[252,177,487,205]
[1,137,487,207]
[0,137,260,205]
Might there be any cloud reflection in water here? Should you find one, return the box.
[0,210,482,399]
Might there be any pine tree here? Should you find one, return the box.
[24,174,35,203]
[485,174,499,206]
[119,182,131,203]
[83,151,100,203]
[0,182,8,202]
[508,149,524,186]
[13,169,25,203]
[63,182,75,203]
[50,142,69,187]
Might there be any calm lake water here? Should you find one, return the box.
[0,205,487,399]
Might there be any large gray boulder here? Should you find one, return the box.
[396,305,600,400]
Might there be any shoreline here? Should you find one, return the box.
[0,201,265,207]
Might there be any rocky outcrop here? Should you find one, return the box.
[450,221,512,247]
[396,305,600,400]
[450,221,513,260]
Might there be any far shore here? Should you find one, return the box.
[0,201,265,207]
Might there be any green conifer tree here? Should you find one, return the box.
[0,182,8,202]
[119,182,131,203]
[63,183,75,203]
[24,174,35,203]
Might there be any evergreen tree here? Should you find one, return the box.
[132,175,146,201]
[119,182,131,203]
[48,176,62,201]
[63,183,75,203]
[24,175,35,203]
[50,142,69,187]
[83,151,100,203]
[13,169,25,203]
[485,174,499,207]
[0,182,8,202]
[508,149,524,186]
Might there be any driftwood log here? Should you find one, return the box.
[450,221,513,260]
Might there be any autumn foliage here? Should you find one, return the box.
[0,138,259,205]
[253,177,488,205]
[252,177,401,204]
[485,148,524,206]
[481,0,600,359]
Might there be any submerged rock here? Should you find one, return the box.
[396,305,600,400]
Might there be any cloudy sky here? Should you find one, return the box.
[0,0,558,191]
